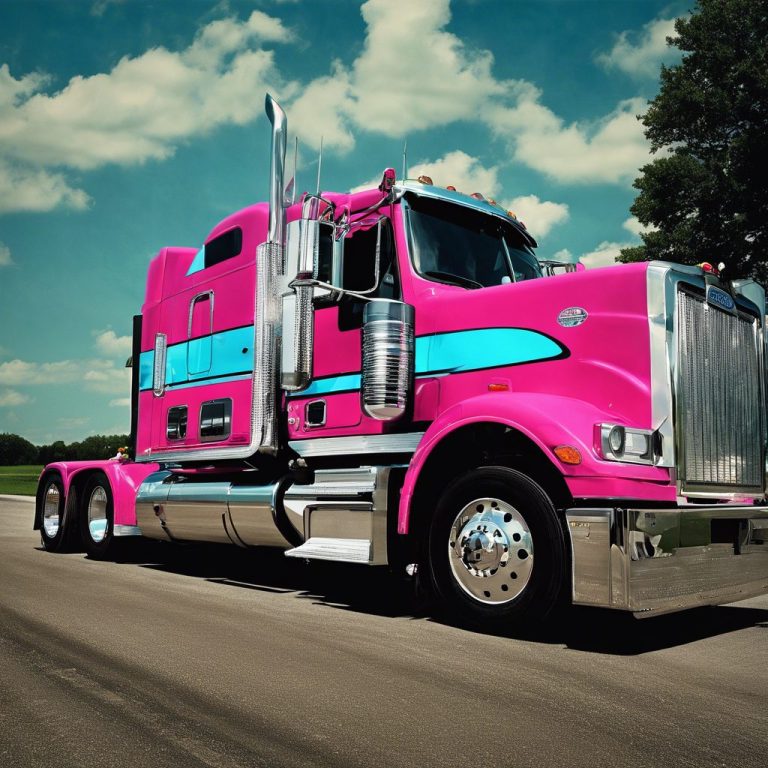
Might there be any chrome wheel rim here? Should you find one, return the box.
[448,497,533,605]
[87,486,108,543]
[42,483,61,538]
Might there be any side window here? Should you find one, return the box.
[337,219,400,331]
[199,398,232,442]
[342,219,399,299]
[167,406,188,440]
[204,228,242,270]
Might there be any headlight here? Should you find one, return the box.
[597,424,659,465]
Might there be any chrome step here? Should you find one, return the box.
[284,537,372,563]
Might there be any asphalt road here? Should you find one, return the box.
[1,495,766,768]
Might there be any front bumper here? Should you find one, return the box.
[566,505,768,615]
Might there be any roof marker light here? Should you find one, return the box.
[417,175,433,185]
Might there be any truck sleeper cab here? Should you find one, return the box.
[35,95,768,628]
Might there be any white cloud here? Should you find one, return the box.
[82,362,131,395]
[0,241,12,266]
[622,215,652,237]
[0,357,130,394]
[94,329,132,357]
[109,398,131,408]
[291,0,508,151]
[579,241,626,269]
[597,17,678,79]
[503,195,569,238]
[0,389,29,407]
[0,12,293,212]
[487,88,649,184]
[352,150,568,238]
[410,151,500,195]
[0,161,90,214]
[0,359,81,386]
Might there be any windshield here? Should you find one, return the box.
[406,195,542,288]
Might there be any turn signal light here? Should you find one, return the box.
[487,383,510,392]
[554,445,582,465]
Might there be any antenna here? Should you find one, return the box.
[292,136,298,205]
[316,136,324,195]
[402,140,408,181]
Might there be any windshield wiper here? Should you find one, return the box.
[423,270,483,290]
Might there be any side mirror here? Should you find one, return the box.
[285,219,338,284]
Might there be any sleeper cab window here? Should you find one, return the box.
[167,406,188,440]
[200,398,232,442]
[204,227,242,269]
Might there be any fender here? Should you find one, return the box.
[397,392,672,534]
[37,460,159,529]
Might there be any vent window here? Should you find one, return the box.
[204,228,242,269]
[199,398,232,442]
[167,406,187,440]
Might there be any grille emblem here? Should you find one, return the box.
[706,285,736,314]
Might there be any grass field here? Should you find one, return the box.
[0,466,43,496]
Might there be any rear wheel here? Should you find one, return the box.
[79,473,121,559]
[428,466,567,629]
[38,473,77,552]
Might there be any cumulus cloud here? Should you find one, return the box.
[579,241,626,269]
[0,357,130,394]
[0,161,90,213]
[352,150,568,238]
[503,195,569,238]
[0,11,292,213]
[597,17,678,79]
[487,88,649,184]
[0,389,30,407]
[622,215,652,237]
[291,0,508,151]
[109,398,131,407]
[94,329,132,357]
[0,241,12,266]
[410,151,500,195]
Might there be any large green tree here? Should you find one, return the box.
[619,0,768,281]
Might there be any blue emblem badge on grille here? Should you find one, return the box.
[706,285,736,313]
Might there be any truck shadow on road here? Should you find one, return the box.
[99,539,768,656]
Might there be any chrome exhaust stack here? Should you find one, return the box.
[253,94,288,454]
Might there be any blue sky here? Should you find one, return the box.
[0,0,688,444]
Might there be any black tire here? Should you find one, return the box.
[79,473,122,559]
[38,472,77,553]
[428,466,567,629]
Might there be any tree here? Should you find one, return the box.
[619,0,768,281]
[0,433,39,465]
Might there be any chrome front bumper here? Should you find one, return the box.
[566,506,768,615]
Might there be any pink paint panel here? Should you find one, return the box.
[41,460,159,527]
[397,388,672,534]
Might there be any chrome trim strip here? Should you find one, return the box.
[289,432,424,457]
[113,524,143,537]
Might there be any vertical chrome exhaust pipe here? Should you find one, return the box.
[265,94,287,247]
[253,94,287,455]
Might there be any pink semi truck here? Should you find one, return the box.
[35,96,768,626]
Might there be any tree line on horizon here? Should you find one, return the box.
[0,433,130,466]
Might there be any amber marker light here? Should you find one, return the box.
[417,175,433,185]
[554,445,582,465]
[487,383,510,392]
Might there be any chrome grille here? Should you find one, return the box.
[677,289,764,493]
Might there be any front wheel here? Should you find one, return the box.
[428,467,567,629]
